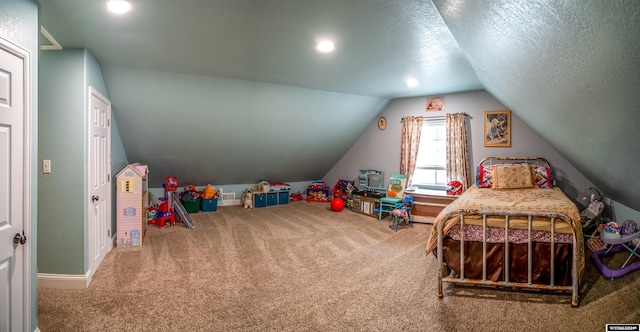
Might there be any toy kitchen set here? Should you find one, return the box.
[350,169,387,217]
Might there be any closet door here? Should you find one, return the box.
[0,37,29,332]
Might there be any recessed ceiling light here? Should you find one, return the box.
[107,0,132,14]
[406,78,420,87]
[316,40,335,53]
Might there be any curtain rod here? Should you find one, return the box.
[400,113,468,122]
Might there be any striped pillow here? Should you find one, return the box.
[533,165,554,189]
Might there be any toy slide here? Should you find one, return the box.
[171,192,196,229]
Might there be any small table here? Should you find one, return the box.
[378,196,403,221]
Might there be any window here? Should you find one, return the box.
[122,179,133,193]
[412,117,446,190]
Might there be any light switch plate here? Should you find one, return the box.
[43,160,51,174]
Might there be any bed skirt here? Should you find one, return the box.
[439,237,573,286]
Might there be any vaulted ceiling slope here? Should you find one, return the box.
[432,0,640,212]
[38,1,640,213]
[37,0,481,187]
[37,0,481,98]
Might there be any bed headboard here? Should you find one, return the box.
[477,157,554,189]
[479,157,551,168]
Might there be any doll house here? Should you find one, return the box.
[116,163,149,247]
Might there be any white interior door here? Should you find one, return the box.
[88,87,112,282]
[0,38,29,332]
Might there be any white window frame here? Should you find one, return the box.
[411,117,446,191]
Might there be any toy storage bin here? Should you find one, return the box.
[253,193,267,208]
[266,192,278,206]
[181,199,200,213]
[307,187,330,202]
[278,191,290,205]
[201,198,218,212]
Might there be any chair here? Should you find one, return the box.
[378,173,407,221]
[389,195,414,232]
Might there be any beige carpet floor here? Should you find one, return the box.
[38,202,640,331]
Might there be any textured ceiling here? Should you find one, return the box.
[433,0,640,211]
[36,0,640,213]
[38,0,481,98]
[36,0,482,188]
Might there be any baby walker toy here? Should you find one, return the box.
[591,220,640,280]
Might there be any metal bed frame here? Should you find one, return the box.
[435,157,581,306]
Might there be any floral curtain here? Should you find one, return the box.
[446,113,470,190]
[400,116,423,187]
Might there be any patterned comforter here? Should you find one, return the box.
[425,184,584,277]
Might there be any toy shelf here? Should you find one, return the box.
[252,190,290,208]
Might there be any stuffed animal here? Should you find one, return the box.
[241,189,253,209]
[392,209,408,218]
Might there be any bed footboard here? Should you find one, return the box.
[436,209,580,306]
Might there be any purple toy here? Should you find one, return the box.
[591,229,640,280]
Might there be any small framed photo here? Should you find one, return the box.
[426,96,445,111]
[484,110,511,147]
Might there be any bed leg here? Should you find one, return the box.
[437,220,444,298]
[571,228,579,307]
[437,262,444,298]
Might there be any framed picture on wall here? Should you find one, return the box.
[426,96,445,111]
[484,110,511,147]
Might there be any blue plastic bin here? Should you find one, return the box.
[201,198,218,212]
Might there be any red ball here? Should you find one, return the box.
[330,197,345,212]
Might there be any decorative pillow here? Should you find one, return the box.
[490,164,535,189]
[532,165,554,189]
[475,165,493,188]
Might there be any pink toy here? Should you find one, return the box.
[392,209,408,218]
[115,163,149,247]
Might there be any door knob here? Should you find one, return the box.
[13,231,26,245]
[92,195,99,202]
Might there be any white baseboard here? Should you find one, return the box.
[218,199,240,206]
[37,271,91,289]
[412,215,435,224]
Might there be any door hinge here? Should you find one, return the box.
[108,174,110,182]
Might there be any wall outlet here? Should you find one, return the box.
[43,160,51,174]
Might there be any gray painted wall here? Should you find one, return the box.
[39,49,86,274]
[103,66,389,188]
[432,0,640,217]
[110,116,129,232]
[38,49,127,277]
[325,89,640,223]
[0,0,38,329]
[324,90,597,210]
[2,2,637,330]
